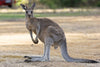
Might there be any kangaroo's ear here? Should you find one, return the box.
[31,3,35,9]
[20,4,27,10]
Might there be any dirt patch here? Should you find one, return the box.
[0,16,100,67]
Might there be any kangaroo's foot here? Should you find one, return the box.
[24,56,42,59]
[24,56,49,62]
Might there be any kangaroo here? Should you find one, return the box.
[20,3,98,63]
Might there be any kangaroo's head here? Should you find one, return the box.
[20,3,35,18]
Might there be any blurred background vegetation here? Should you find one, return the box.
[16,0,100,8]
[0,0,100,21]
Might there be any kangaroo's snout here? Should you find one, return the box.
[28,15,31,18]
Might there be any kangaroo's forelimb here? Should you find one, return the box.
[29,23,40,44]
[29,30,38,44]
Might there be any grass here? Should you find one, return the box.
[1,55,23,58]
[0,59,5,62]
[0,12,24,20]
[0,11,96,20]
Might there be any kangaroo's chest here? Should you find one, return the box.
[26,22,32,29]
[26,21,37,36]
[26,21,35,30]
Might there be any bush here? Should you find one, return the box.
[16,0,28,7]
[96,1,100,7]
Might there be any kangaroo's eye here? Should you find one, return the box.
[31,11,33,13]
[26,11,28,13]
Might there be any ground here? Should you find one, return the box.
[0,16,100,67]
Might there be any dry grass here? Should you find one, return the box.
[1,55,23,58]
[0,59,5,62]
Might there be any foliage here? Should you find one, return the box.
[39,0,58,9]
[40,0,100,8]
[16,0,100,8]
[16,0,28,6]
[96,1,100,7]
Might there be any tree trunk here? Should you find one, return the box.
[12,0,14,8]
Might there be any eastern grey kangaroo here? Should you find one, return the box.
[20,3,98,63]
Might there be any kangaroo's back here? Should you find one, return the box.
[38,18,63,30]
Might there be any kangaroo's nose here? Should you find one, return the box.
[28,15,31,17]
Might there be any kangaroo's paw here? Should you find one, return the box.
[24,59,32,62]
[24,58,43,62]
[24,56,42,59]
[24,56,32,59]
[24,57,49,62]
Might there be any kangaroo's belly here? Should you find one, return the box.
[38,31,46,43]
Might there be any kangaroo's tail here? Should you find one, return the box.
[59,40,98,63]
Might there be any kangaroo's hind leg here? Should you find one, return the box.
[24,44,47,59]
[24,37,53,62]
[24,44,49,60]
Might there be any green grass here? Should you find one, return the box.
[0,13,25,20]
[0,12,97,20]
